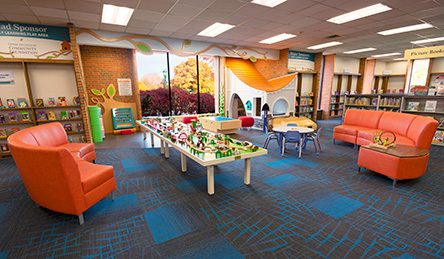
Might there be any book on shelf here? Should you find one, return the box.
[17,98,28,108]
[73,96,80,106]
[47,111,56,121]
[407,102,420,111]
[20,112,31,122]
[37,111,48,121]
[0,114,5,124]
[0,143,9,153]
[439,118,444,128]
[47,97,56,106]
[58,97,67,106]
[35,98,44,107]
[433,131,443,143]
[76,122,83,132]
[6,99,15,108]
[0,129,7,139]
[0,98,3,108]
[9,128,20,135]
[60,110,69,120]
[63,123,72,132]
[8,112,17,122]
[424,100,437,112]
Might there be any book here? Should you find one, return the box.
[35,98,44,107]
[0,129,7,139]
[0,143,9,153]
[47,98,56,106]
[432,131,443,143]
[9,128,20,134]
[407,102,420,111]
[37,111,48,121]
[17,98,28,108]
[424,100,437,112]
[73,96,80,106]
[0,114,5,123]
[6,99,16,108]
[58,97,67,106]
[47,111,56,120]
[21,112,31,122]
[0,98,4,108]
[60,110,68,120]
[76,122,83,132]
[8,112,17,122]
[64,123,72,132]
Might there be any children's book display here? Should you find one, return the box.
[58,97,67,106]
[47,98,56,106]
[140,117,262,160]
[17,98,28,108]
[47,111,57,121]
[6,99,15,108]
[35,98,44,107]
[0,129,6,139]
[407,102,420,111]
[0,143,9,153]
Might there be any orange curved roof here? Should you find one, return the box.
[225,58,295,92]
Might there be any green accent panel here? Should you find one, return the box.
[88,106,103,143]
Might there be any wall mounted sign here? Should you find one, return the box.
[288,50,315,72]
[117,78,133,96]
[0,71,14,85]
[404,45,444,60]
[0,21,72,60]
[409,59,430,89]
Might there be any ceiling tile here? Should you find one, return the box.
[0,4,34,15]
[99,23,126,32]
[138,0,177,13]
[168,3,206,17]
[26,0,66,9]
[37,16,69,26]
[102,0,140,8]
[132,10,165,22]
[126,19,157,29]
[31,6,68,19]
[64,0,102,14]
[3,14,40,24]
[125,26,152,34]
[68,11,100,22]
[178,0,216,7]
[71,19,100,29]
[148,29,174,37]
[208,0,246,12]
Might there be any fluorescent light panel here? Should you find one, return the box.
[101,4,134,26]
[371,52,401,58]
[378,23,433,35]
[411,36,444,44]
[307,41,342,50]
[259,33,296,44]
[343,47,376,54]
[198,22,235,37]
[251,0,287,8]
[327,3,391,24]
[393,58,406,61]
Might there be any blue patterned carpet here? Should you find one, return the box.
[0,120,443,258]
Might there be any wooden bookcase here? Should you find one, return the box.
[0,59,86,158]
[373,74,406,94]
[294,71,317,120]
[329,73,361,118]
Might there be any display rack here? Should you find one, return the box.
[0,59,86,158]
[294,71,317,120]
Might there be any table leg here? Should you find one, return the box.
[207,166,215,195]
[143,128,147,140]
[181,153,187,173]
[150,133,154,147]
[277,133,283,151]
[244,158,251,185]
[164,143,169,158]
[160,140,165,154]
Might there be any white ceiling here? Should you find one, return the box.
[1,0,444,59]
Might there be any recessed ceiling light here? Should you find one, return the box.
[101,4,134,26]
[251,0,287,8]
[371,52,401,58]
[393,58,406,61]
[197,22,235,37]
[411,36,444,44]
[307,41,343,50]
[259,33,296,44]
[343,47,377,54]
[378,23,434,36]
[327,3,391,24]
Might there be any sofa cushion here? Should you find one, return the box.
[17,131,39,146]
[378,112,416,136]
[344,109,384,128]
[78,161,114,193]
[357,129,381,142]
[406,116,438,149]
[60,143,95,158]
[30,122,68,147]
[394,134,415,146]
[334,125,373,136]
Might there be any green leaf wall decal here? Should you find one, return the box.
[135,42,152,54]
[91,89,102,96]
[107,84,116,98]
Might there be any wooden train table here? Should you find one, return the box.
[137,117,267,195]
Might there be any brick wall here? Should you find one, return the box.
[254,49,289,80]
[79,45,141,133]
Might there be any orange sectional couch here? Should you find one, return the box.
[8,122,116,224]
[333,109,438,149]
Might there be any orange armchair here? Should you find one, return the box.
[8,123,116,224]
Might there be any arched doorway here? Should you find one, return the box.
[272,98,289,116]
[230,93,246,119]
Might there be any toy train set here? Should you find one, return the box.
[140,117,261,159]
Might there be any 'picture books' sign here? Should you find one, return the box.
[0,21,72,60]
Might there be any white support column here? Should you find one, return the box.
[207,166,215,195]
[150,132,154,147]
[244,158,251,185]
[164,143,169,158]
[181,153,187,173]
[160,140,165,154]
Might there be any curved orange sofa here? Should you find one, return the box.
[8,122,116,224]
[334,109,438,183]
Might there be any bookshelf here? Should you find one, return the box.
[294,71,317,120]
[0,59,87,158]
[373,74,406,94]
[330,73,361,118]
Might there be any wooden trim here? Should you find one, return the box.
[381,76,389,93]
[374,76,380,92]
[0,58,73,64]
[356,58,366,93]
[346,75,352,92]
[426,58,433,88]
[337,74,343,93]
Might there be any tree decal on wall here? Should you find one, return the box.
[90,83,117,114]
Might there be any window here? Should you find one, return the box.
[136,52,217,116]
